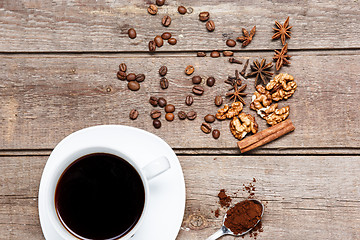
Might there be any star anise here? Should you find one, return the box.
[272,16,292,45]
[225,70,243,87]
[237,26,256,47]
[226,83,247,105]
[246,59,273,86]
[273,43,291,71]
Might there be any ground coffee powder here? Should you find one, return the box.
[218,189,232,207]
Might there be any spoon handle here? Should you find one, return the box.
[206,229,226,240]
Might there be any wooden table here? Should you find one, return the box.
[0,0,359,239]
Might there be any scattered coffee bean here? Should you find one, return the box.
[201,122,212,134]
[128,28,137,39]
[185,95,194,106]
[135,74,145,82]
[148,4,158,15]
[197,52,206,57]
[192,75,202,84]
[156,0,165,6]
[153,119,161,129]
[185,65,195,75]
[178,6,187,14]
[192,85,204,95]
[160,77,169,89]
[154,35,164,47]
[215,95,223,106]
[210,51,220,58]
[168,38,177,45]
[149,40,156,52]
[229,57,243,64]
[119,63,127,72]
[165,112,175,121]
[126,73,136,81]
[150,109,161,119]
[149,96,158,107]
[165,104,175,113]
[178,111,187,120]
[159,66,168,76]
[212,129,220,139]
[206,77,215,87]
[226,39,236,47]
[128,81,140,91]
[117,71,127,80]
[158,97,167,107]
[223,51,234,57]
[187,111,197,120]
[129,109,139,120]
[162,15,171,27]
[206,20,215,32]
[161,32,172,40]
[204,114,215,123]
[199,11,210,21]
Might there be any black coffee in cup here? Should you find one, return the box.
[55,153,145,239]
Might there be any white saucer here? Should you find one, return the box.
[38,125,186,240]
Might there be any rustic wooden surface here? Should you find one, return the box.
[0,0,359,239]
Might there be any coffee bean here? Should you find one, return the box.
[128,81,140,91]
[149,40,156,52]
[185,65,195,75]
[187,111,197,120]
[135,74,145,82]
[159,66,168,76]
[199,12,210,21]
[153,119,161,129]
[185,95,193,106]
[154,35,164,47]
[149,96,158,107]
[162,15,171,27]
[206,77,215,87]
[178,111,187,120]
[226,39,236,47]
[156,0,165,6]
[129,109,138,120]
[160,77,169,89]
[206,20,215,32]
[168,38,177,45]
[191,75,202,84]
[148,4,158,15]
[128,28,136,39]
[192,85,204,95]
[165,112,174,121]
[119,63,127,72]
[178,6,187,14]
[150,109,161,119]
[126,73,136,81]
[212,129,220,139]
[214,95,223,106]
[165,104,175,113]
[161,32,172,40]
[197,52,206,57]
[204,114,215,123]
[201,122,212,134]
[210,51,220,58]
[158,97,167,107]
[117,71,127,80]
[223,51,234,57]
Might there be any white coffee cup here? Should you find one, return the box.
[39,145,171,240]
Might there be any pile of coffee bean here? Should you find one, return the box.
[201,114,220,139]
[116,63,145,91]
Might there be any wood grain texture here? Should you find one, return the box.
[0,155,359,239]
[0,52,359,152]
[0,0,359,52]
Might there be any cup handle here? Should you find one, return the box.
[142,156,171,181]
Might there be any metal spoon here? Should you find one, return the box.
[206,199,264,240]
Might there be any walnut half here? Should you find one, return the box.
[266,73,297,101]
[265,105,290,126]
[250,85,272,111]
[216,102,243,120]
[230,113,258,140]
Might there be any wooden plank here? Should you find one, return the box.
[0,0,359,52]
[0,155,359,239]
[0,52,359,153]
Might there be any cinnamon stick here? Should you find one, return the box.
[237,119,295,153]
